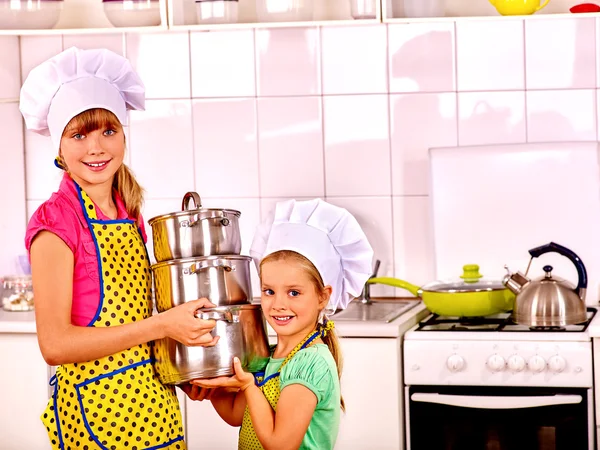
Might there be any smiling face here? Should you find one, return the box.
[59,108,125,190]
[260,251,331,346]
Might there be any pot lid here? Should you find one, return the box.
[422,264,506,293]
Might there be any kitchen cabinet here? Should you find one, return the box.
[184,337,403,449]
[336,338,402,450]
[0,333,51,450]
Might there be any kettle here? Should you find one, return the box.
[503,242,588,327]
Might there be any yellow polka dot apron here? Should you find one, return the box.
[238,326,326,450]
[41,182,185,450]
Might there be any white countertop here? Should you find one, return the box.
[0,308,36,333]
[0,300,431,338]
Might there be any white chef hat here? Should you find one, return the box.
[250,199,374,312]
[19,46,145,150]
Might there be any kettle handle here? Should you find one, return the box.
[528,242,588,299]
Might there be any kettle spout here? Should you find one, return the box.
[503,265,530,295]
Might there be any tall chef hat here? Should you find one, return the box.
[250,199,374,312]
[19,46,145,151]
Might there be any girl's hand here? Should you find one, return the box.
[179,383,214,401]
[192,357,254,391]
[158,298,220,347]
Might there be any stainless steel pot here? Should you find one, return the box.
[152,255,253,311]
[148,192,242,263]
[154,304,270,384]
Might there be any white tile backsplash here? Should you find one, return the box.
[192,98,259,198]
[456,20,525,91]
[190,30,256,98]
[257,96,324,198]
[8,21,600,302]
[323,94,391,196]
[526,18,596,90]
[0,37,21,100]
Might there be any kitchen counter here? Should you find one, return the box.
[0,299,431,338]
[0,308,36,333]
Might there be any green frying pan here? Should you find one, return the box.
[368,264,515,317]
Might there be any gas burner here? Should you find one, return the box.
[529,326,566,332]
[416,308,596,332]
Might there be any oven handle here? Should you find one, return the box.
[411,393,582,409]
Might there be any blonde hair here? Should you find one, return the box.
[59,108,145,224]
[260,250,345,411]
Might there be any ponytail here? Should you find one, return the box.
[321,328,345,412]
[113,163,145,226]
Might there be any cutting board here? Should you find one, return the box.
[429,142,600,305]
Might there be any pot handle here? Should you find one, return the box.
[183,261,235,275]
[195,308,239,323]
[528,242,587,300]
[182,192,202,211]
[180,215,232,228]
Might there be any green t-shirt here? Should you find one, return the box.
[261,344,341,450]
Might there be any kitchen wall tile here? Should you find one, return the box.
[321,25,387,95]
[24,132,63,201]
[0,104,27,275]
[20,36,62,82]
[126,32,190,99]
[257,97,324,198]
[323,95,390,196]
[201,198,262,297]
[526,18,595,90]
[388,22,455,93]
[190,30,256,98]
[260,197,317,222]
[326,196,395,297]
[393,196,435,289]
[390,93,457,196]
[141,198,183,264]
[27,200,43,221]
[456,20,524,91]
[0,37,20,100]
[193,98,259,198]
[527,89,596,142]
[256,27,320,96]
[129,100,195,198]
[458,91,526,146]
[63,33,124,56]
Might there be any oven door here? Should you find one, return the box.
[406,385,593,450]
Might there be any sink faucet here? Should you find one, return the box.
[359,259,381,305]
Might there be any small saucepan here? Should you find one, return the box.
[368,264,515,317]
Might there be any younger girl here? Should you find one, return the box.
[192,198,374,450]
[20,47,217,450]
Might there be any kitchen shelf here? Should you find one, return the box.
[382,0,598,22]
[168,0,381,31]
[0,0,168,36]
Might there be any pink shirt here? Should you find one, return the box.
[25,173,148,326]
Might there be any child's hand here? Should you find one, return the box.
[191,357,255,392]
[178,382,214,401]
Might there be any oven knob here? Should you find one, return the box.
[528,355,547,373]
[548,355,566,373]
[446,355,465,372]
[486,354,506,372]
[507,355,526,372]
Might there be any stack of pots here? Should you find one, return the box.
[148,192,269,385]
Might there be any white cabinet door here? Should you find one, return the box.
[185,397,240,449]
[336,338,402,450]
[0,333,52,450]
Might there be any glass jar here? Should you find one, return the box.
[2,275,34,312]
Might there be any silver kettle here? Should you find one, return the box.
[503,242,588,327]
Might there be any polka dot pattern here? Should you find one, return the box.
[40,188,186,450]
[238,330,321,450]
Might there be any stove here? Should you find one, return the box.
[403,307,599,450]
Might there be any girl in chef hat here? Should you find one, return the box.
[20,47,218,450]
[192,198,374,450]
